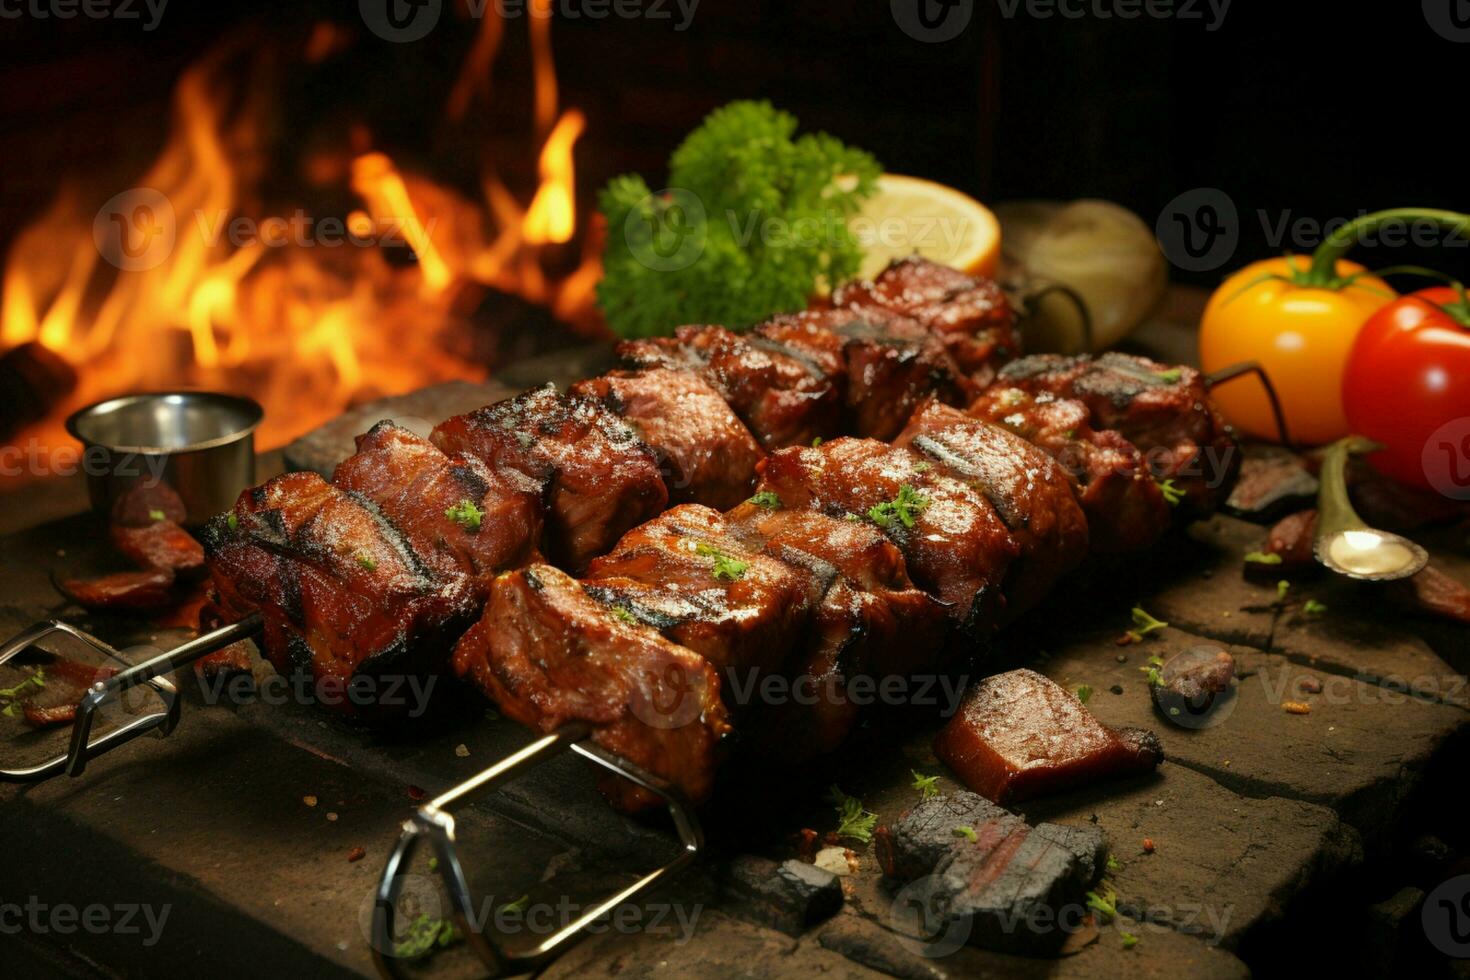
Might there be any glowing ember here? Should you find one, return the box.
[0,13,601,478]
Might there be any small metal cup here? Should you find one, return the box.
[65,392,263,527]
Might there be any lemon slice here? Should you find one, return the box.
[850,174,1001,280]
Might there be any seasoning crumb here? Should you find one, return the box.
[1298,677,1323,694]
[56,549,66,557]
[1221,611,1231,618]
[1109,684,1124,695]
[303,795,318,807]
[1142,837,1156,854]
[1115,653,1127,663]
[407,785,427,802]
[454,743,470,758]
[347,846,366,863]
[327,812,339,822]
[1283,701,1311,715]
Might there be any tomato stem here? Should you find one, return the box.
[1304,209,1470,287]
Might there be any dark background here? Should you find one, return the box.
[0,0,1465,289]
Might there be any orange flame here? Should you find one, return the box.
[0,19,602,479]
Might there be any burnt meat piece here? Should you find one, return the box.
[876,791,1108,955]
[755,308,974,441]
[894,402,1089,619]
[997,352,1239,517]
[12,657,121,729]
[58,569,176,612]
[755,437,1019,633]
[969,386,1170,556]
[832,257,1019,387]
[570,368,765,510]
[723,502,952,757]
[109,520,205,578]
[202,471,479,716]
[617,325,843,450]
[110,482,188,528]
[583,505,815,677]
[334,421,543,584]
[451,564,730,812]
[935,668,1162,804]
[1265,509,1318,570]
[432,385,667,571]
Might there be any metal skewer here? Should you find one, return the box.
[0,613,262,782]
[371,725,703,979]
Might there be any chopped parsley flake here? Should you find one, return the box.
[148,509,166,522]
[1106,854,1121,873]
[867,484,929,529]
[827,785,878,844]
[1303,599,1327,616]
[953,825,977,842]
[356,553,378,571]
[1154,368,1182,383]
[0,668,46,712]
[811,436,823,447]
[911,770,940,800]
[1076,684,1093,704]
[445,499,484,532]
[747,490,782,510]
[498,894,531,915]
[1244,551,1282,565]
[1124,606,1168,644]
[392,914,462,960]
[1121,932,1140,949]
[1155,477,1185,506]
[226,513,238,532]
[1276,579,1291,602]
[1086,886,1118,922]
[611,606,637,624]
[694,541,749,582]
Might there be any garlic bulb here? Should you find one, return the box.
[996,199,1167,353]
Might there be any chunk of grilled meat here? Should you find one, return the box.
[997,352,1239,516]
[617,325,843,450]
[832,257,1019,386]
[333,421,543,583]
[432,384,667,572]
[451,564,729,811]
[756,308,974,441]
[893,402,1089,618]
[570,368,765,510]
[968,387,1170,556]
[754,438,1019,633]
[584,505,815,676]
[723,503,952,757]
[202,472,479,715]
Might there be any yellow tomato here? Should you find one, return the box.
[1199,257,1395,444]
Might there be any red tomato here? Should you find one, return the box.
[1342,287,1470,490]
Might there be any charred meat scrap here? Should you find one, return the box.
[431,384,667,572]
[893,401,1089,618]
[201,471,481,718]
[936,668,1162,804]
[969,385,1170,556]
[333,420,544,583]
[831,256,1020,387]
[570,368,765,510]
[754,307,974,441]
[998,352,1239,517]
[450,563,729,812]
[2,656,120,729]
[617,324,844,451]
[876,791,1107,956]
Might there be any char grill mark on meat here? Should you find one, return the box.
[893,402,1089,620]
[583,505,815,676]
[617,325,844,451]
[201,471,479,714]
[570,368,765,510]
[755,308,975,441]
[450,564,729,811]
[832,257,1019,387]
[333,421,544,583]
[997,352,1239,516]
[968,386,1170,555]
[754,437,1019,633]
[722,503,952,757]
[431,384,668,572]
